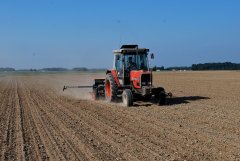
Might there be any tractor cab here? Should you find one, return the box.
[113,45,150,86]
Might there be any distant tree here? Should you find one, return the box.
[158,66,165,70]
[152,66,157,71]
[165,66,191,71]
[72,67,88,71]
[191,62,240,70]
[30,69,37,72]
[152,66,164,71]
[41,68,68,71]
[0,67,15,71]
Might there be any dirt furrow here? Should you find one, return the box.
[20,85,65,161]
[1,81,17,161]
[1,71,240,161]
[29,84,143,160]
[36,105,96,161]
[45,92,207,160]
[0,83,13,159]
[66,99,212,160]
[51,91,238,161]
[22,83,90,161]
[0,79,11,120]
[0,81,11,132]
[14,83,26,161]
[30,89,133,161]
[135,101,240,142]
[34,88,166,160]
[16,81,48,161]
[34,83,223,160]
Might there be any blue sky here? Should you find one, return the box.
[0,0,240,69]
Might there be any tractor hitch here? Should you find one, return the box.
[62,79,105,100]
[166,92,173,97]
[63,85,93,91]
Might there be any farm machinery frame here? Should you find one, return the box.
[63,45,172,106]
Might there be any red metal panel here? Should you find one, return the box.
[111,70,121,87]
[130,70,151,89]
[130,70,142,89]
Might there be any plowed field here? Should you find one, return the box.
[0,71,239,161]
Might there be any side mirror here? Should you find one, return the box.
[150,53,154,59]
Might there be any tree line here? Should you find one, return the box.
[191,62,240,70]
[1,62,240,72]
[0,67,106,72]
[153,62,240,71]
[0,68,15,71]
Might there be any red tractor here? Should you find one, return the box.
[63,45,171,106]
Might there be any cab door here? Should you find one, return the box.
[114,54,124,85]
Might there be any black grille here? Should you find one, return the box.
[141,74,151,86]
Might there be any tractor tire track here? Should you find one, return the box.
[16,80,48,161]
[15,82,26,161]
[2,80,17,161]
[0,82,12,159]
[22,80,97,161]
[40,91,166,160]
[19,83,66,161]
[28,87,135,161]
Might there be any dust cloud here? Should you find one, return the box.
[47,72,105,100]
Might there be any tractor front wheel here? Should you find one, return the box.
[105,74,118,102]
[122,89,133,107]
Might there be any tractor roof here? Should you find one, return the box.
[113,44,149,54]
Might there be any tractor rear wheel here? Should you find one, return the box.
[105,73,118,102]
[122,89,133,107]
[155,87,166,106]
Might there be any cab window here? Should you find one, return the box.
[115,54,123,72]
